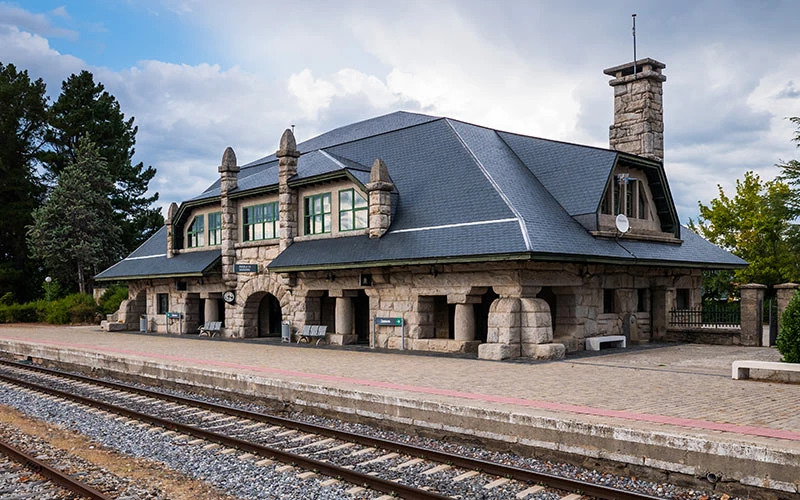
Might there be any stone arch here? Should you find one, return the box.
[116,286,147,330]
[235,274,291,338]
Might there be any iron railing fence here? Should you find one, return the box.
[669,306,740,328]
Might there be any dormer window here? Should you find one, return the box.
[339,188,368,231]
[187,215,205,248]
[243,202,278,241]
[208,212,222,246]
[601,174,648,219]
[304,193,332,235]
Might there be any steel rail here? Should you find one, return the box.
[1,359,663,500]
[0,438,112,500]
[0,370,449,500]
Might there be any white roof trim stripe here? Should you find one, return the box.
[445,120,533,251]
[319,149,347,170]
[124,253,167,261]
[389,218,518,234]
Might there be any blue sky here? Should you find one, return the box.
[2,1,799,223]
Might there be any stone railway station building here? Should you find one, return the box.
[97,59,745,360]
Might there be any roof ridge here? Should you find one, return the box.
[444,118,532,251]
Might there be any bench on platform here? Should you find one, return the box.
[585,335,626,351]
[297,325,327,345]
[198,321,222,337]
[732,360,800,380]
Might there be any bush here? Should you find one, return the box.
[45,294,98,324]
[98,284,128,315]
[0,301,40,322]
[777,291,800,363]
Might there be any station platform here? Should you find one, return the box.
[0,324,798,497]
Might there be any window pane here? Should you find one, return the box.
[340,190,353,211]
[304,217,311,234]
[354,192,368,208]
[254,224,263,240]
[355,209,368,229]
[322,194,331,213]
[323,213,331,232]
[341,212,353,231]
[638,183,647,219]
[313,215,322,233]
[198,233,205,246]
[243,208,250,225]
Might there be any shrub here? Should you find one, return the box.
[777,291,800,363]
[0,302,39,322]
[98,284,128,315]
[0,292,14,306]
[45,293,98,324]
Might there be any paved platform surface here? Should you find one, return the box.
[1,324,799,495]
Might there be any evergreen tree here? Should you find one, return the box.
[777,117,800,217]
[28,136,122,294]
[0,62,48,301]
[44,70,162,256]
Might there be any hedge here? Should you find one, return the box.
[0,294,99,325]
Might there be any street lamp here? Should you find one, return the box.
[44,276,52,302]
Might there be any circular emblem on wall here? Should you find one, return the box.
[223,291,236,304]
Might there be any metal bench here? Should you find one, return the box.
[297,325,327,345]
[732,360,800,380]
[585,335,626,351]
[198,321,222,337]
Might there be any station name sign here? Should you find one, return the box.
[234,263,258,273]
[374,317,403,326]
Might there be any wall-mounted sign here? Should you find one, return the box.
[234,263,258,273]
[374,317,403,326]
[166,312,182,319]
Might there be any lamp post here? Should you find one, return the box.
[44,276,52,302]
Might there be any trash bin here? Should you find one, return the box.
[139,315,147,333]
[281,322,291,343]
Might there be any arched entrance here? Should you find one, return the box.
[258,293,282,337]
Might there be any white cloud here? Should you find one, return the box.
[0,2,77,40]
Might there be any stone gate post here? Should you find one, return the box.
[739,284,767,346]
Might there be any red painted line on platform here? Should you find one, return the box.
[3,334,800,442]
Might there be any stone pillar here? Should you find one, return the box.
[453,304,475,341]
[740,284,767,347]
[165,202,178,258]
[277,129,300,251]
[604,58,666,161]
[219,147,239,289]
[478,296,521,360]
[651,287,668,340]
[366,158,394,239]
[776,283,800,325]
[204,298,219,322]
[335,297,354,336]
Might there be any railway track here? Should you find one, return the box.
[0,359,665,500]
[0,436,111,499]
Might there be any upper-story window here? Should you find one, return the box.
[304,193,331,235]
[339,188,368,231]
[243,202,278,241]
[601,174,648,219]
[187,215,205,248]
[208,212,222,246]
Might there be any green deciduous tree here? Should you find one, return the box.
[0,62,48,302]
[44,70,162,256]
[28,136,123,294]
[690,171,800,290]
[777,117,800,217]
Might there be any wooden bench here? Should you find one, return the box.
[297,325,327,345]
[585,335,626,351]
[732,360,800,380]
[198,321,222,337]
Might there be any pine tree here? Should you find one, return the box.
[0,62,48,301]
[44,70,162,256]
[28,136,122,294]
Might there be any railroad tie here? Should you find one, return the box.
[348,447,376,457]
[296,471,316,479]
[421,464,451,475]
[515,485,545,498]
[219,448,237,455]
[275,464,294,473]
[346,486,366,495]
[560,495,583,500]
[357,452,399,466]
[320,478,338,486]
[452,470,480,482]
[484,478,510,489]
[255,458,273,466]
[393,457,424,469]
[286,437,334,452]
[312,442,354,454]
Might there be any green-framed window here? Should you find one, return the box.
[157,293,168,314]
[304,193,331,235]
[243,202,278,241]
[187,215,205,248]
[208,212,222,246]
[339,188,368,231]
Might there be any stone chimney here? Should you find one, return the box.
[366,158,394,239]
[165,202,179,258]
[277,129,300,251]
[604,58,666,161]
[218,147,239,288]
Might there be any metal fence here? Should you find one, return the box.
[669,306,740,328]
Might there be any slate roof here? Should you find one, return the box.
[97,110,746,280]
[95,227,220,281]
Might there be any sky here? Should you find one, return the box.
[1,0,799,224]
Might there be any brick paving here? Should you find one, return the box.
[1,324,799,449]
